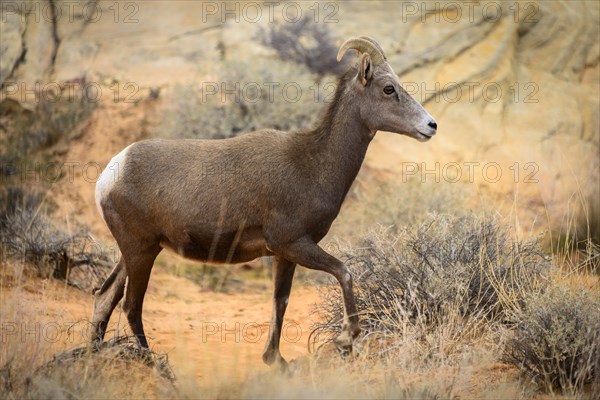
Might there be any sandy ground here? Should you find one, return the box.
[0,263,321,384]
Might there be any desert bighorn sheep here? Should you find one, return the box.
[91,36,437,367]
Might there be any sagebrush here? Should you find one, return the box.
[156,59,326,141]
[0,96,95,180]
[256,15,346,75]
[503,287,600,395]
[0,186,111,291]
[312,213,550,356]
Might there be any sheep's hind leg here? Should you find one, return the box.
[122,244,162,348]
[90,260,127,344]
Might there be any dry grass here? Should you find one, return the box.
[38,335,175,382]
[0,252,525,400]
[331,177,475,242]
[312,210,599,398]
[0,92,107,292]
[1,259,595,398]
[312,214,550,360]
[0,264,176,400]
[1,178,597,399]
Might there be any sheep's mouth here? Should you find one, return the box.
[416,131,434,140]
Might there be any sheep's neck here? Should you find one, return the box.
[310,99,374,202]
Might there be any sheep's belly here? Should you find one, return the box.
[159,227,271,264]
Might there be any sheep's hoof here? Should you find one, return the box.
[333,331,353,357]
[262,351,289,372]
[87,338,102,353]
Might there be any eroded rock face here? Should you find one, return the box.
[0,1,26,85]
[0,0,62,87]
[334,1,599,235]
[391,1,600,234]
[0,0,598,237]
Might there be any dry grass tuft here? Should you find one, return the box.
[37,335,176,383]
[1,341,176,400]
[0,271,177,400]
[0,93,106,292]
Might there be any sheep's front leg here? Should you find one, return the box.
[268,237,360,353]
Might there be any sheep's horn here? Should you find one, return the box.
[360,36,387,61]
[336,37,386,65]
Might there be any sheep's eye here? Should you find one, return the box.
[383,85,395,95]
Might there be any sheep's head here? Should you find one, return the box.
[337,37,437,142]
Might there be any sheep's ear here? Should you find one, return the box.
[358,53,373,86]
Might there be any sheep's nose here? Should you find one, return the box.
[428,121,437,130]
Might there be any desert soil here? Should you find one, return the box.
[1,264,321,384]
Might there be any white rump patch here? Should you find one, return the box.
[95,145,131,223]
